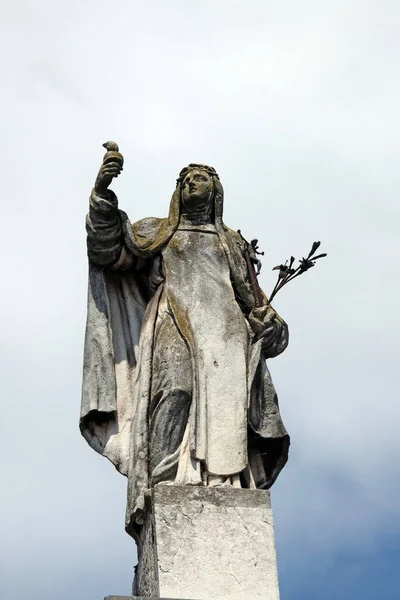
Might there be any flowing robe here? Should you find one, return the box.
[158,224,249,481]
[81,185,290,541]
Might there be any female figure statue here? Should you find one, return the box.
[80,145,289,541]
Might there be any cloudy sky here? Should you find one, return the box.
[1,1,399,599]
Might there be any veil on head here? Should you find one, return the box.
[124,163,225,258]
[174,163,224,228]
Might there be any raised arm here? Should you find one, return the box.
[86,142,134,269]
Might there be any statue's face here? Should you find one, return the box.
[181,169,213,212]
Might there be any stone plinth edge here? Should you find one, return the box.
[105,597,184,599]
[134,485,280,600]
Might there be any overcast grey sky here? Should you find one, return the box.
[1,1,399,599]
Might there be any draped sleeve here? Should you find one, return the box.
[81,189,159,475]
[86,189,124,266]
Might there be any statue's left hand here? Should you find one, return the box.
[248,305,283,344]
[248,304,288,357]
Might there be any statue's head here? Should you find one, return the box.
[177,164,219,216]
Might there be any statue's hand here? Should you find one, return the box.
[248,305,282,342]
[248,304,288,357]
[95,162,122,194]
[94,141,124,195]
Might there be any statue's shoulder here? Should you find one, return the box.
[131,216,168,240]
[223,226,247,249]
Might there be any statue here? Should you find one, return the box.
[80,143,290,543]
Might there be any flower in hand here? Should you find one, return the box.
[269,241,327,302]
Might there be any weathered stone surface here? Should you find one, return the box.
[83,150,294,600]
[105,597,179,600]
[81,151,290,542]
[134,485,280,600]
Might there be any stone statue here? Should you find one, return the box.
[80,143,290,543]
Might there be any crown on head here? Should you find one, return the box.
[176,163,219,186]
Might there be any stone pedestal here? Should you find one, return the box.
[131,485,280,600]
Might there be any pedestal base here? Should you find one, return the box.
[132,485,280,600]
[104,597,173,600]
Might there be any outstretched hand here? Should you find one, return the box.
[94,141,124,195]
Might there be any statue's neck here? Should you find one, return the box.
[180,208,213,226]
